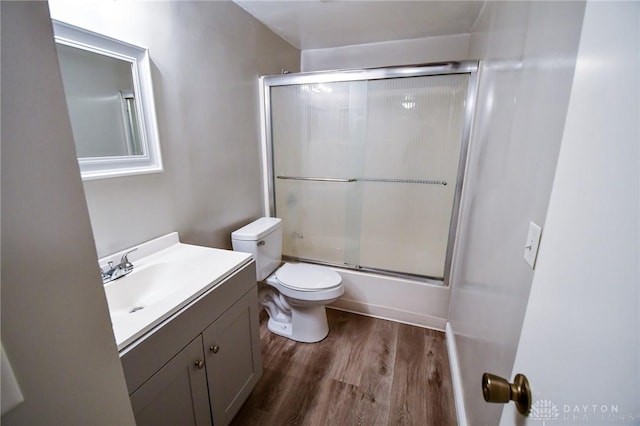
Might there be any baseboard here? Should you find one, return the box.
[329,298,447,331]
[446,322,467,426]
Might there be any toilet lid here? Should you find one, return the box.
[275,263,342,291]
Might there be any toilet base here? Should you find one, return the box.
[266,305,329,343]
[267,318,293,338]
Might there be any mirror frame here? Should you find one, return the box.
[53,20,163,180]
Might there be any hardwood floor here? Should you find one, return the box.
[231,309,457,426]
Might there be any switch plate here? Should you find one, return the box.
[523,221,542,269]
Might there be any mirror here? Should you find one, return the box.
[53,20,162,180]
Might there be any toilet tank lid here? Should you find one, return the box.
[232,217,281,241]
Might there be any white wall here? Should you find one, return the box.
[48,0,301,257]
[1,2,135,424]
[301,34,470,72]
[501,2,639,424]
[447,2,585,425]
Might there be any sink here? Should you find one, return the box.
[106,262,198,318]
[100,233,253,351]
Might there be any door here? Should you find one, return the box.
[203,289,262,426]
[130,336,212,426]
[267,68,474,284]
[498,3,639,424]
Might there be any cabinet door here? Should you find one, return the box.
[203,288,262,426]
[130,336,212,426]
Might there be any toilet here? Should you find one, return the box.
[232,217,343,343]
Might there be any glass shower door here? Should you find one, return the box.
[356,74,468,278]
[268,67,473,282]
[271,80,367,265]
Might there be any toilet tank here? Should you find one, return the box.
[231,217,282,281]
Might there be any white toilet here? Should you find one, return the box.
[232,217,343,343]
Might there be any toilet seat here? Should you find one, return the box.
[275,263,342,291]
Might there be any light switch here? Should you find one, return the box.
[523,221,542,268]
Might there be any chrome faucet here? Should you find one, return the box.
[100,248,138,283]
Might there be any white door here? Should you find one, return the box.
[499,2,639,425]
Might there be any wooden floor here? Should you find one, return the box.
[231,309,457,426]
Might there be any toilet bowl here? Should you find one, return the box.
[231,217,344,343]
[261,262,343,342]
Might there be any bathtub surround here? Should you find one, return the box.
[330,268,452,330]
[48,0,301,258]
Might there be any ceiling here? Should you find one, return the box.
[234,1,485,50]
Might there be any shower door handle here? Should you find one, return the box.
[276,175,447,185]
[276,175,356,183]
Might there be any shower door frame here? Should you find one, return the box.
[260,61,479,286]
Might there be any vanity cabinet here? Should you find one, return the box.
[130,336,211,426]
[204,290,261,426]
[121,262,261,426]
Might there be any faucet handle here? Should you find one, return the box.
[120,248,138,270]
[100,261,114,283]
[99,261,114,274]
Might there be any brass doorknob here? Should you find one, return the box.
[482,373,531,416]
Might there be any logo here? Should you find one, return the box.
[530,399,560,425]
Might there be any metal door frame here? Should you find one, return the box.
[259,61,479,286]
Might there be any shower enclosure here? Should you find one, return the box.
[261,62,477,285]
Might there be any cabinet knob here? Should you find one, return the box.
[195,360,205,369]
[210,345,220,354]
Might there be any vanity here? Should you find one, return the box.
[100,233,262,426]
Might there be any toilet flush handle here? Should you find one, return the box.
[257,240,266,246]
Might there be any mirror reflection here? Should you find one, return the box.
[56,44,143,158]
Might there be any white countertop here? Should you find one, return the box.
[100,233,253,351]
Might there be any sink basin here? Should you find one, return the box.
[100,233,253,351]
[106,262,198,319]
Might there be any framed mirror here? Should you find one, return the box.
[53,20,163,180]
